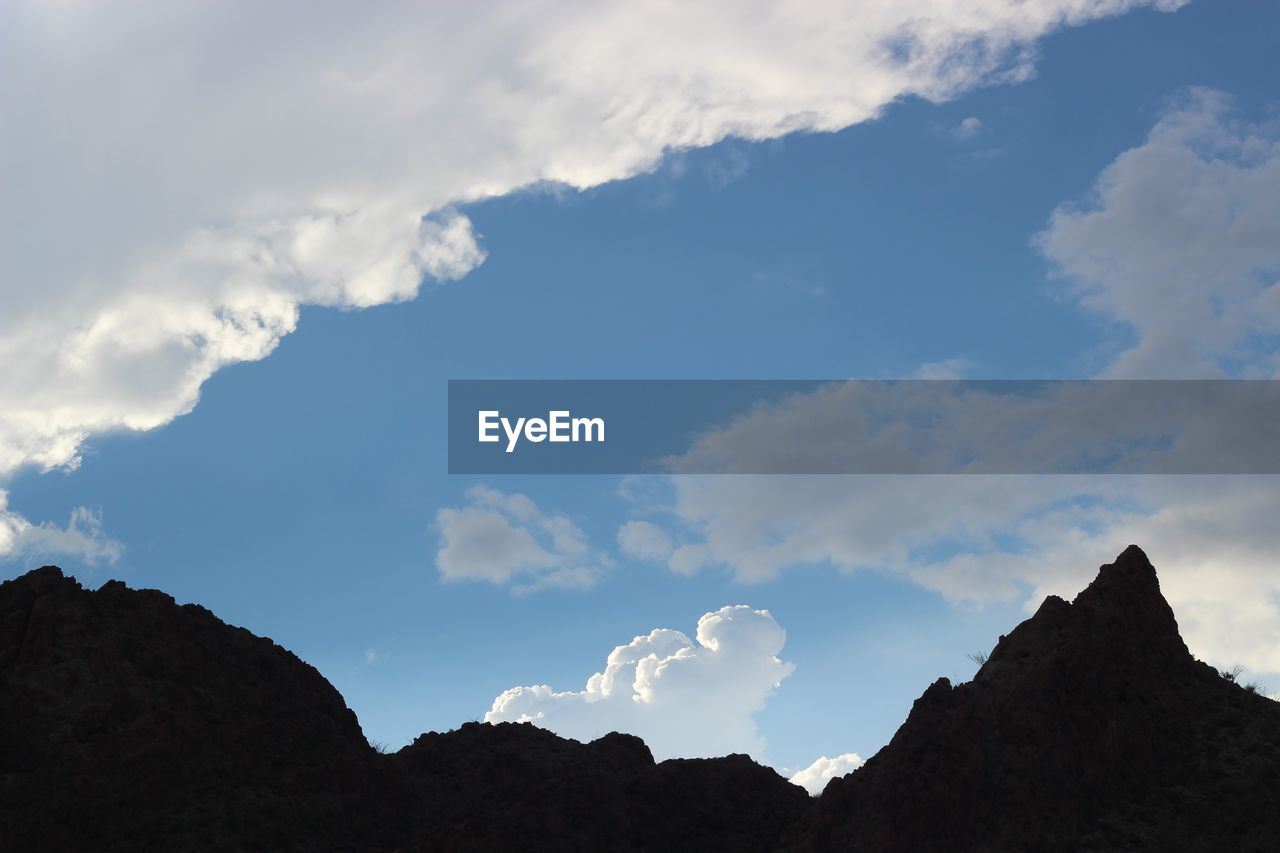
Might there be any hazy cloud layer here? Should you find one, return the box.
[1,0,1183,481]
[486,605,794,760]
[790,752,867,795]
[663,380,1280,475]
[435,486,605,593]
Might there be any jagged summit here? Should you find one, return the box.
[968,544,1189,697]
[1075,544,1173,616]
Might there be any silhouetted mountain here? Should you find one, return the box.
[3,547,1278,851]
[382,724,808,852]
[0,566,808,852]
[787,545,1280,852]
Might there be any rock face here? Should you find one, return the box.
[0,567,809,852]
[787,545,1280,852]
[4,546,1279,851]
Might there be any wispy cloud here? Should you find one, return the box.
[0,491,123,567]
[435,486,606,592]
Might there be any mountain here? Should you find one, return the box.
[786,545,1280,852]
[3,546,1279,851]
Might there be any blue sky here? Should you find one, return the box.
[3,0,1280,784]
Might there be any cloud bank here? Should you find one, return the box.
[1,0,1184,480]
[486,605,794,760]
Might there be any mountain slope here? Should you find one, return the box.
[0,566,382,852]
[786,545,1280,852]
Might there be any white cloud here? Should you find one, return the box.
[435,486,603,591]
[1038,89,1280,378]
[951,116,984,140]
[485,605,795,760]
[617,520,676,562]
[0,0,1184,477]
[790,753,866,795]
[0,490,123,566]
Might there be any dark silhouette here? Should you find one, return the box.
[0,566,807,852]
[3,546,1278,851]
[786,545,1280,852]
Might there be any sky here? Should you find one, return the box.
[3,0,1280,792]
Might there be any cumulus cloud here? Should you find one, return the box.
[0,490,123,566]
[0,0,1184,478]
[1038,89,1280,378]
[485,605,794,760]
[790,753,867,795]
[435,486,604,592]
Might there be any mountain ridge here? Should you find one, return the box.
[4,546,1279,851]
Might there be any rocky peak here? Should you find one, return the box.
[787,546,1280,852]
[972,544,1189,692]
